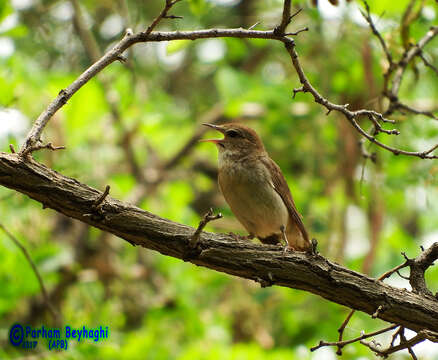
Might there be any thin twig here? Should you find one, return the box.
[21,142,65,158]
[145,0,182,36]
[393,101,437,120]
[419,52,438,76]
[378,260,409,281]
[285,27,309,36]
[0,222,61,324]
[361,1,393,66]
[361,329,438,357]
[19,1,438,160]
[282,38,438,159]
[311,324,398,352]
[389,26,438,106]
[275,0,292,35]
[336,309,355,355]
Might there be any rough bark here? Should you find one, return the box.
[1,151,438,333]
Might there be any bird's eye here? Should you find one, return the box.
[226,130,241,138]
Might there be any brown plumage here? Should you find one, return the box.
[201,122,310,251]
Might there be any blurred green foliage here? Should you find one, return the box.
[1,0,438,359]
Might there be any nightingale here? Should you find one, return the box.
[201,123,311,252]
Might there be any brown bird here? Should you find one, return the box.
[201,123,311,252]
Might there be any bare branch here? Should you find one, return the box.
[361,329,438,357]
[18,2,438,163]
[1,152,438,336]
[285,27,309,36]
[282,38,438,159]
[361,1,394,66]
[419,51,438,76]
[275,0,292,35]
[336,309,355,355]
[378,261,409,281]
[145,0,182,36]
[311,324,398,352]
[389,26,438,105]
[389,101,438,120]
[21,142,65,158]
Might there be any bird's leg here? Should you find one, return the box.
[280,225,292,254]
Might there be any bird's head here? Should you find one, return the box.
[200,123,265,159]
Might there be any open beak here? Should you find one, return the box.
[199,123,226,144]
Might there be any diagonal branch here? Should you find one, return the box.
[1,152,438,335]
[282,38,438,159]
[18,2,438,161]
[360,1,393,67]
[275,0,292,35]
[0,222,61,324]
[361,2,438,120]
[311,324,398,352]
[390,26,438,99]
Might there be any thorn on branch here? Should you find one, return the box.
[189,208,222,250]
[248,21,260,30]
[289,8,303,21]
[163,14,183,19]
[91,185,111,211]
[292,86,305,99]
[9,144,16,153]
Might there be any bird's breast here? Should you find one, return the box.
[218,157,289,238]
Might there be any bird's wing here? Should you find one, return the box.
[260,156,309,242]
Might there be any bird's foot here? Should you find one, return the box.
[282,244,296,255]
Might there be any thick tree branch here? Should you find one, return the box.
[1,152,438,334]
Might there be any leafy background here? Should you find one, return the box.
[0,0,438,358]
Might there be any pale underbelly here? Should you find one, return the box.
[222,181,289,238]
